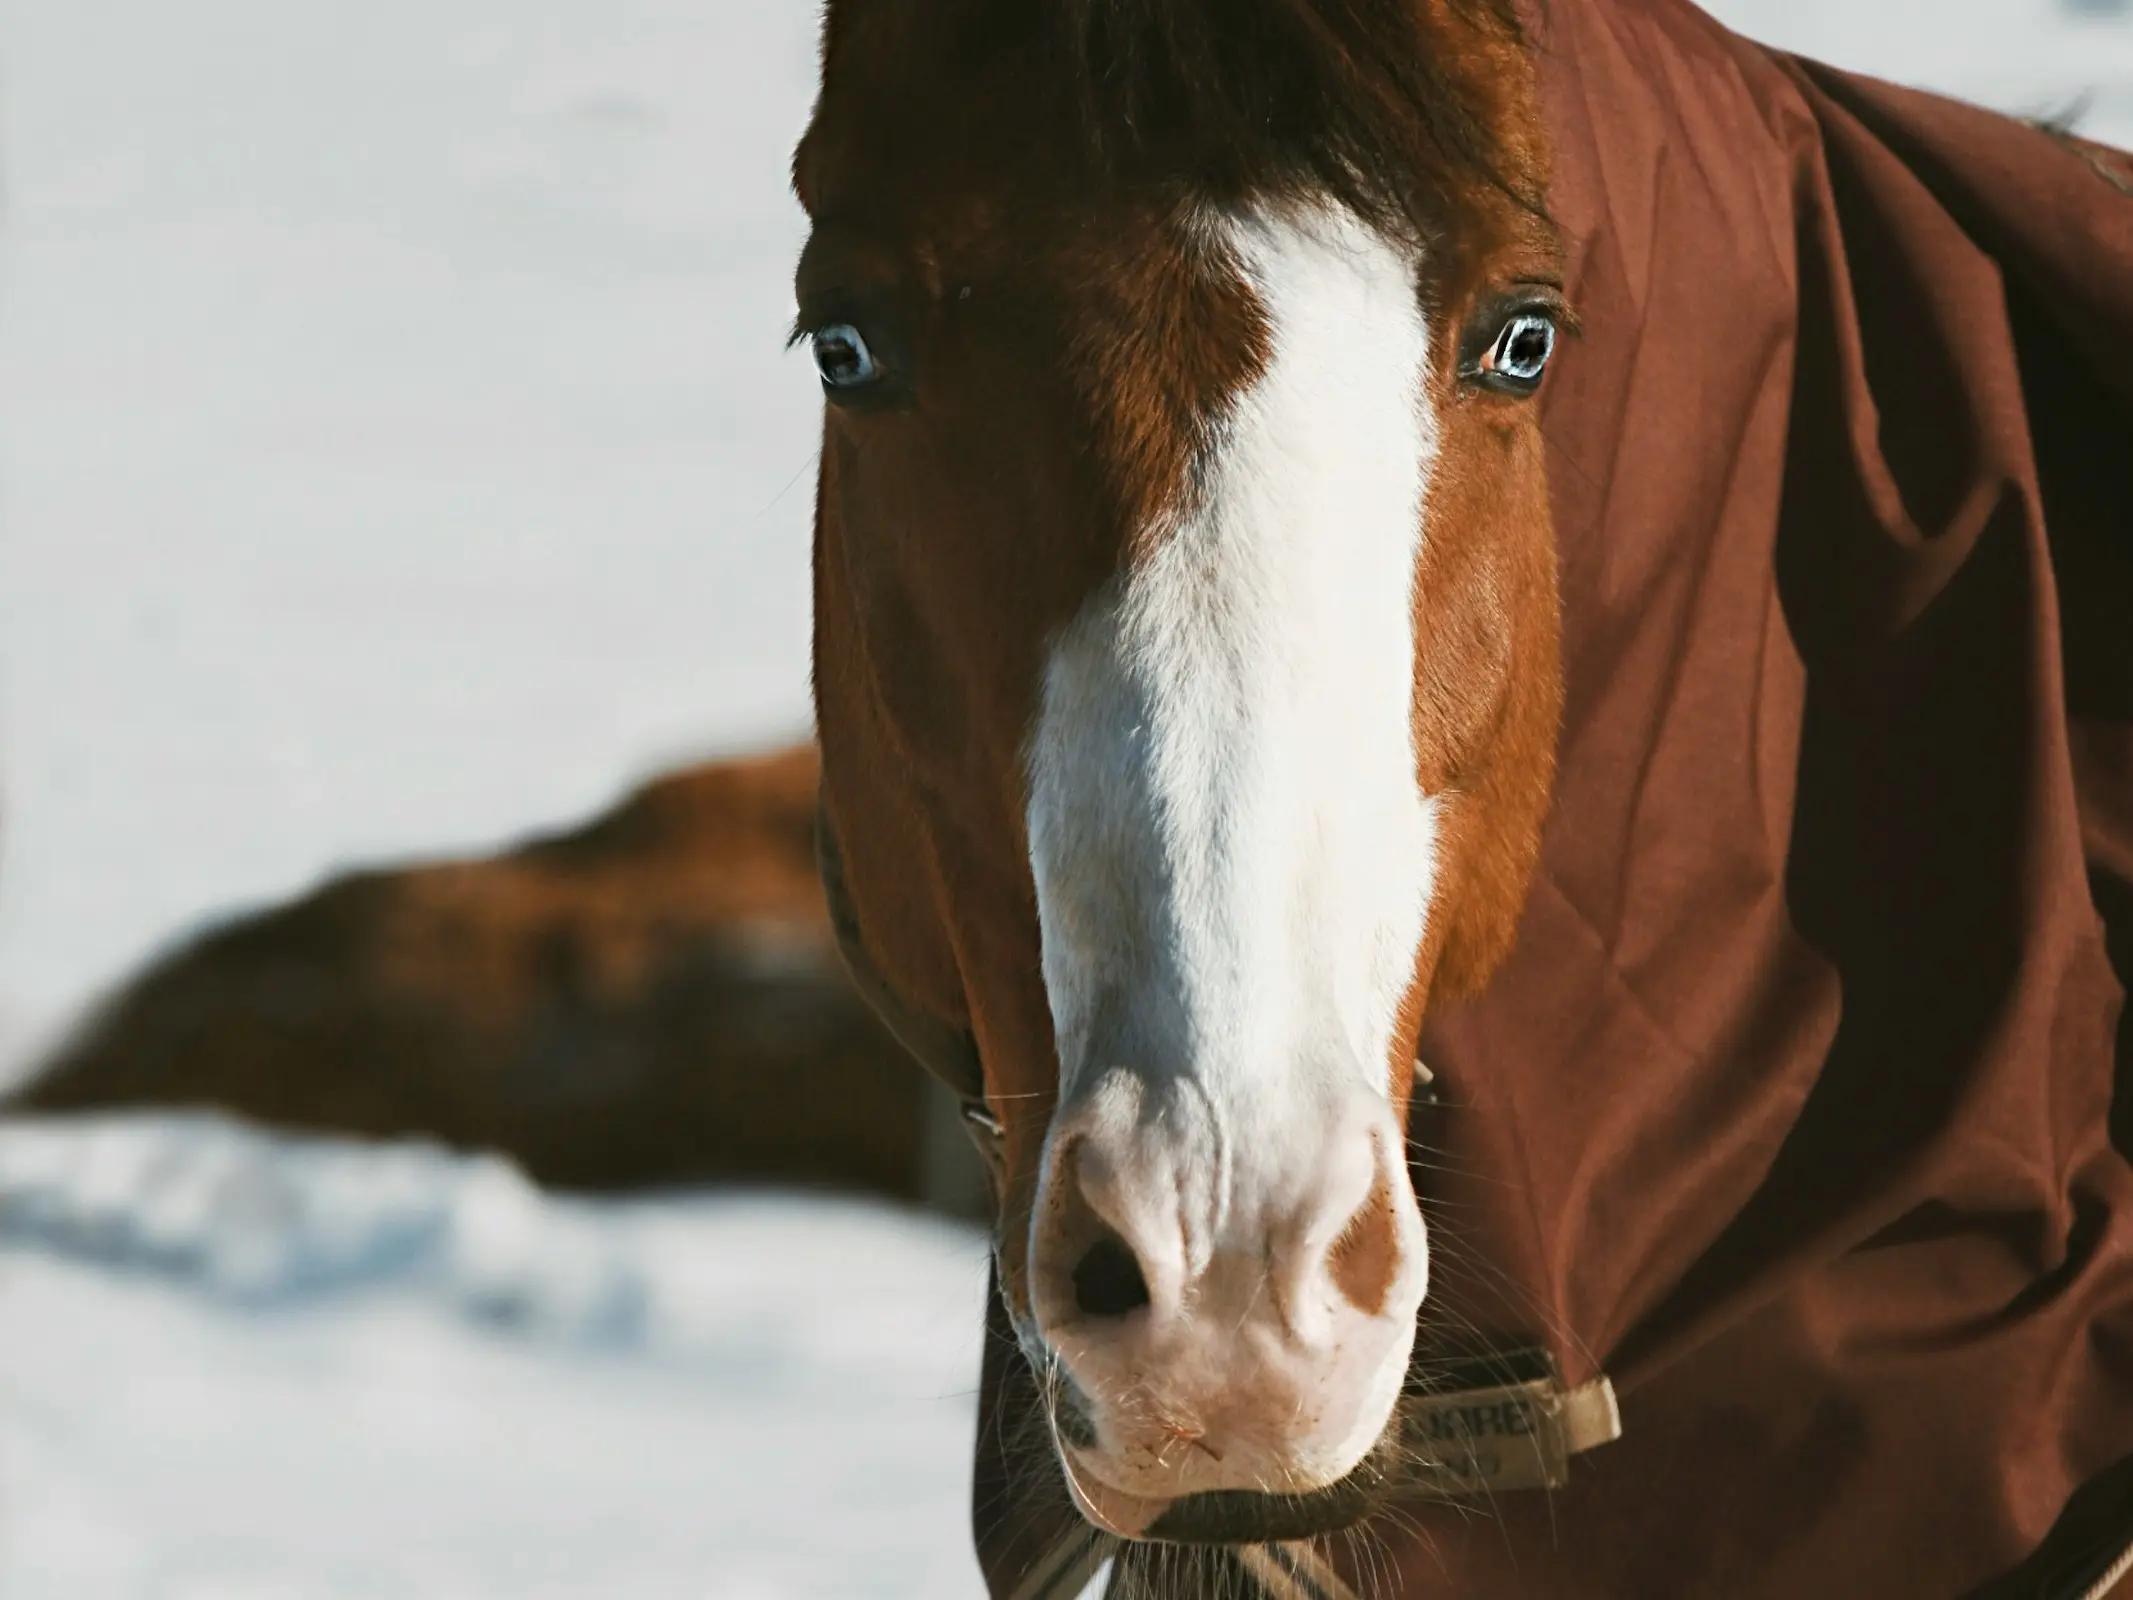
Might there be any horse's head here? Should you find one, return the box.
[798,0,1562,1542]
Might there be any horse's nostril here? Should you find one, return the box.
[1071,1234,1150,1318]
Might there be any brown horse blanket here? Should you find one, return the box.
[969,0,2133,1594]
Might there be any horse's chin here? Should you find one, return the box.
[1144,1479,1379,1545]
[1058,1463,1172,1540]
[1058,1429,1396,1546]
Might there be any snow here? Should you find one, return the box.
[1704,0,2133,150]
[0,0,828,1059]
[0,1114,997,1598]
[0,0,2124,1594]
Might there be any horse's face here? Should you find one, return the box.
[799,0,1562,1541]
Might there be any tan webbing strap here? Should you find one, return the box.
[1233,1543,1365,1600]
[1396,1365,1622,1496]
[1004,1527,1120,1600]
[1009,1533,1364,1600]
[2084,1537,2133,1600]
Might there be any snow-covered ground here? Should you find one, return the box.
[0,1115,996,1598]
[0,0,2126,1596]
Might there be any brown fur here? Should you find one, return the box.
[11,747,964,1204]
[1051,0,1537,239]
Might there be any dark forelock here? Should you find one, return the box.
[810,0,1537,254]
[1050,0,1537,244]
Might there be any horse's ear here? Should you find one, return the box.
[815,791,988,1102]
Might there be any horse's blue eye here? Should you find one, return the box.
[1484,313,1555,386]
[813,323,879,389]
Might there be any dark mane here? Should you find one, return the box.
[1051,0,1537,245]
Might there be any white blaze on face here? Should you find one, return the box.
[1026,204,1440,1255]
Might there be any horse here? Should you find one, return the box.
[797,0,2133,1593]
[8,745,995,1211]
[799,0,1563,1550]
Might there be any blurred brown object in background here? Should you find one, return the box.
[6,744,985,1214]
